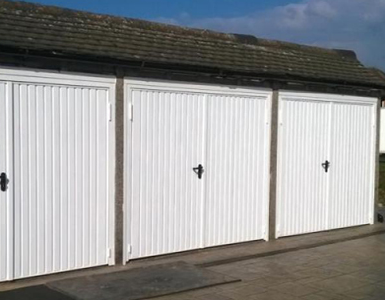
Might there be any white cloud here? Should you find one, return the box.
[154,0,385,71]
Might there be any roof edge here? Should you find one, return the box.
[1,0,359,60]
[1,45,385,91]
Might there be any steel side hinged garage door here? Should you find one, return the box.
[0,68,115,282]
[125,80,272,260]
[276,92,377,238]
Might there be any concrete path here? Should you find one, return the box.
[156,234,385,300]
[2,225,385,300]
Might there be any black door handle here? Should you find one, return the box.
[0,172,9,192]
[322,160,330,173]
[193,164,204,179]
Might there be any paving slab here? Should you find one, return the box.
[156,234,385,300]
[2,224,384,293]
[48,261,239,300]
[198,224,385,268]
[344,284,385,300]
[269,281,320,297]
[0,285,74,300]
[306,275,371,294]
[300,290,353,300]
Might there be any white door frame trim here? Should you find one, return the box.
[279,91,377,105]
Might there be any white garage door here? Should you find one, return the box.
[128,89,207,259]
[276,92,377,238]
[125,80,272,260]
[0,68,115,282]
[329,102,376,230]
[204,94,271,247]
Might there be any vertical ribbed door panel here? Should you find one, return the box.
[126,82,272,260]
[276,99,330,237]
[277,93,377,238]
[129,89,207,259]
[204,95,270,246]
[329,102,376,229]
[12,83,111,280]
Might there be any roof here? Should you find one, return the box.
[373,69,385,96]
[0,0,384,88]
[373,68,385,81]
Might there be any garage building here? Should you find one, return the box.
[0,0,384,282]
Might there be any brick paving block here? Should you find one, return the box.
[195,293,234,300]
[229,283,267,297]
[269,281,320,297]
[343,284,385,300]
[245,290,300,300]
[307,275,372,294]
[300,291,352,300]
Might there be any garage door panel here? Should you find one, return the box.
[130,90,206,259]
[205,95,270,246]
[127,83,272,259]
[13,83,111,279]
[277,99,330,237]
[329,103,375,229]
[277,93,377,238]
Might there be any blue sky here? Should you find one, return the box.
[24,0,293,19]
[27,0,385,71]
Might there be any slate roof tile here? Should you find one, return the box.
[0,0,384,88]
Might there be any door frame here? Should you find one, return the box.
[0,67,116,281]
[0,79,14,281]
[124,78,273,263]
[276,91,378,238]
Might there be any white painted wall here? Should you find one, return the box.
[0,68,116,282]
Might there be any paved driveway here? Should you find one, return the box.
[157,234,385,300]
